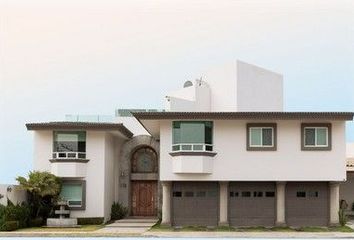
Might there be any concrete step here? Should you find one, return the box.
[115,218,158,223]
[106,222,155,228]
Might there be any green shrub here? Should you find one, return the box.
[29,217,43,227]
[77,217,104,225]
[111,202,128,221]
[4,221,19,231]
[339,209,347,226]
[4,201,31,228]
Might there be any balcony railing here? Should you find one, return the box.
[52,152,86,159]
[172,143,213,152]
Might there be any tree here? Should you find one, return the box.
[16,171,61,219]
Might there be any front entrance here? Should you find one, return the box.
[131,181,157,216]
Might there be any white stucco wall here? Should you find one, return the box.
[0,184,27,206]
[32,130,112,220]
[347,143,354,157]
[167,60,283,112]
[236,60,283,111]
[159,120,346,181]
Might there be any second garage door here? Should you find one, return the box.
[286,182,329,226]
[172,182,218,226]
[229,182,276,226]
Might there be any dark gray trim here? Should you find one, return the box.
[50,159,89,163]
[26,122,133,138]
[133,111,354,121]
[246,123,277,151]
[169,151,217,157]
[61,180,86,211]
[301,123,332,151]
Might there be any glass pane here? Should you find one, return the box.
[172,122,181,144]
[193,144,203,151]
[265,192,275,197]
[205,145,213,151]
[54,131,86,152]
[305,128,316,146]
[180,122,204,143]
[250,128,262,146]
[241,191,251,197]
[172,145,180,151]
[296,191,306,198]
[173,191,182,197]
[205,122,213,144]
[316,128,327,146]
[60,184,82,202]
[262,128,273,146]
[181,145,192,150]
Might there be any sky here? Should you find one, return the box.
[0,0,353,184]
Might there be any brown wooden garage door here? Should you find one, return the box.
[172,182,218,226]
[286,182,329,226]
[229,182,276,226]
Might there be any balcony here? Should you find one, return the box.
[50,152,88,177]
[169,143,216,174]
[347,158,354,171]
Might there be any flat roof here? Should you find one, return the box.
[26,122,133,139]
[133,111,354,120]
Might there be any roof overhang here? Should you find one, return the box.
[133,111,354,139]
[26,122,133,139]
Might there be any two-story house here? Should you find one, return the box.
[26,60,354,227]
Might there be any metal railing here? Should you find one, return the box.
[172,143,213,152]
[52,152,86,159]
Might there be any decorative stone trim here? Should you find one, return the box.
[169,151,217,157]
[49,159,89,163]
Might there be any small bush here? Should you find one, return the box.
[4,201,31,228]
[339,209,347,226]
[111,202,128,221]
[29,217,43,227]
[77,217,104,225]
[4,221,19,231]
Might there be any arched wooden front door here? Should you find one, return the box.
[131,147,158,216]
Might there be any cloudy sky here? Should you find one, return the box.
[0,0,353,183]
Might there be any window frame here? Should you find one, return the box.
[53,131,87,159]
[171,121,214,154]
[60,180,86,210]
[301,123,332,151]
[246,123,277,151]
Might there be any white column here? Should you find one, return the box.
[276,181,286,226]
[161,181,172,225]
[329,182,340,226]
[219,181,229,226]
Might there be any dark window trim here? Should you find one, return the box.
[61,180,86,210]
[301,123,332,151]
[246,123,277,151]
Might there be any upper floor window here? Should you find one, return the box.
[301,123,331,151]
[53,131,86,159]
[172,121,213,152]
[247,123,277,151]
[131,147,158,173]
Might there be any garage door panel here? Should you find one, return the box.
[286,182,328,226]
[229,182,275,227]
[172,182,218,226]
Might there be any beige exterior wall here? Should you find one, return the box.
[160,120,346,181]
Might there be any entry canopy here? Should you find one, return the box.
[132,111,354,140]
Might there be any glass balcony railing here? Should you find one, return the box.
[172,143,213,152]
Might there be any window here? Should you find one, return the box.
[131,147,157,173]
[253,191,263,197]
[296,191,306,198]
[196,191,206,197]
[173,191,182,197]
[247,123,277,151]
[308,191,319,198]
[184,191,194,197]
[53,131,86,159]
[241,191,251,197]
[60,181,86,209]
[265,191,275,197]
[172,121,213,152]
[301,123,331,150]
